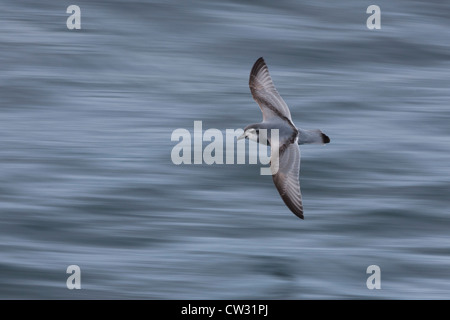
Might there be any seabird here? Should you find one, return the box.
[239,57,330,219]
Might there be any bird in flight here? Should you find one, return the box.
[239,57,330,219]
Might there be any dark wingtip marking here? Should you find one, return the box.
[249,57,266,83]
[253,57,266,70]
[322,133,330,144]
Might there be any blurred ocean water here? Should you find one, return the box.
[0,0,449,299]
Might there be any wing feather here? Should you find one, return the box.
[271,142,304,219]
[249,57,293,122]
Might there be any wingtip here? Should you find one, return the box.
[250,57,268,85]
[257,57,266,69]
[288,203,304,220]
[322,133,330,144]
[251,57,266,72]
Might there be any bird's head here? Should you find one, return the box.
[238,124,260,142]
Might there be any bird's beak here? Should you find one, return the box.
[237,133,246,140]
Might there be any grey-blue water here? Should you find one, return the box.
[1,0,449,299]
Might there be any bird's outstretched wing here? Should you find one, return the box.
[249,57,293,122]
[271,142,304,219]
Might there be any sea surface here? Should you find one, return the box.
[1,0,449,299]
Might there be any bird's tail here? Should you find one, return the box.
[297,129,330,145]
